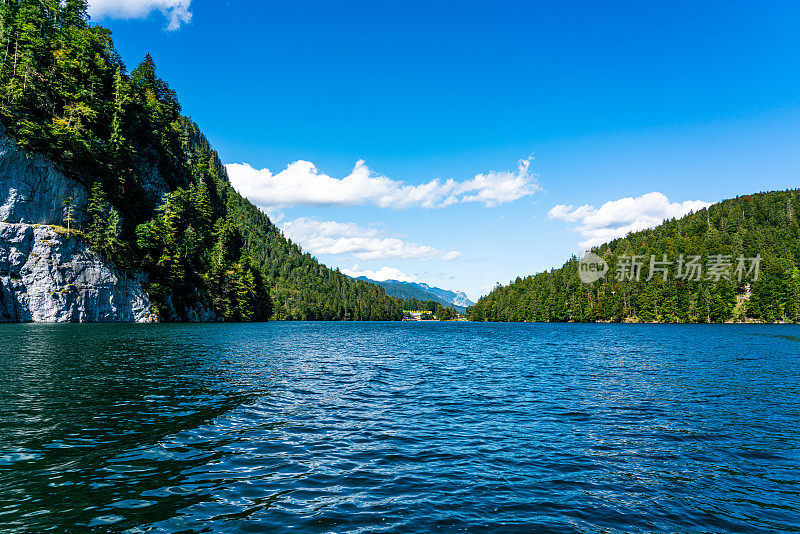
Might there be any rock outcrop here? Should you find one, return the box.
[0,124,89,227]
[0,124,155,322]
[0,223,154,322]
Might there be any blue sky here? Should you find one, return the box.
[90,1,800,299]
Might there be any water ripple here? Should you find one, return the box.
[1,322,799,533]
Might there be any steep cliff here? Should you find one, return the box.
[0,3,403,322]
[0,124,89,227]
[0,223,153,322]
[0,125,154,323]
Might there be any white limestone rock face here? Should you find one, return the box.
[0,124,89,226]
[0,223,154,322]
[0,123,159,322]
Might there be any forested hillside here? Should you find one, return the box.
[469,191,800,323]
[0,0,402,321]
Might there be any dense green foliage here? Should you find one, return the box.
[469,191,800,323]
[435,305,459,321]
[0,1,402,321]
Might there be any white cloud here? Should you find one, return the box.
[88,0,192,30]
[547,203,593,223]
[226,157,538,210]
[341,266,418,283]
[548,192,711,249]
[281,217,461,261]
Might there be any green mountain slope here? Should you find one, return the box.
[0,1,401,321]
[469,190,800,323]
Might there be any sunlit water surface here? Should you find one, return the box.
[1,322,799,533]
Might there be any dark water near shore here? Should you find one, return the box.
[0,323,799,533]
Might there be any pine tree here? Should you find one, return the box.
[86,181,107,248]
[60,0,88,28]
[61,196,75,237]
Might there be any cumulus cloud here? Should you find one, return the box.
[281,217,461,261]
[226,157,538,210]
[547,203,593,223]
[341,266,418,283]
[548,192,711,249]
[88,0,192,30]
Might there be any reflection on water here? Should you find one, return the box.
[0,323,799,533]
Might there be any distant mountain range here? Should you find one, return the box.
[355,277,475,312]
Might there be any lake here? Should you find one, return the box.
[0,322,798,533]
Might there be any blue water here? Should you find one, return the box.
[0,322,799,533]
